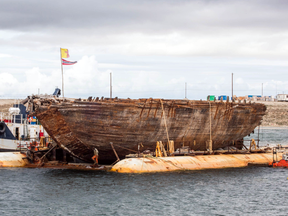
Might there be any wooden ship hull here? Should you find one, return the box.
[28,97,266,163]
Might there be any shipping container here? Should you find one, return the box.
[218,95,228,101]
[207,95,215,101]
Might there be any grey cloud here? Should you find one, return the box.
[1,0,288,34]
[1,0,288,59]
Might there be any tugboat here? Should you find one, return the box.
[269,147,288,168]
[0,103,50,151]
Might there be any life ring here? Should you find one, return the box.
[0,122,6,134]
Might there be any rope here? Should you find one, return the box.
[112,143,138,153]
[160,99,170,144]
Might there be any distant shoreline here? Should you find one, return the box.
[257,126,288,129]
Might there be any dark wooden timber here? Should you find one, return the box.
[29,97,266,163]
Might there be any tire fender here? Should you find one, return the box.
[0,122,6,134]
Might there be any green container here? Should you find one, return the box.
[207,95,215,101]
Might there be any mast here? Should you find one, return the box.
[185,82,187,99]
[262,83,263,97]
[60,48,64,98]
[231,73,233,100]
[110,72,112,98]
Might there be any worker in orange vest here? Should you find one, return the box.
[92,148,99,165]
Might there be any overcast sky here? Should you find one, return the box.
[1,0,288,99]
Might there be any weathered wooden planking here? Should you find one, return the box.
[31,98,266,163]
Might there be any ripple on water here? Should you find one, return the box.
[1,128,288,215]
[0,167,287,215]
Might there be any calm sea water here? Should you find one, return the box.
[0,128,288,216]
[245,127,288,147]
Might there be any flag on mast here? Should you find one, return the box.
[60,47,77,98]
[62,59,77,65]
[61,48,70,58]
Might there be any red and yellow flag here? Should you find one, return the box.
[61,48,70,58]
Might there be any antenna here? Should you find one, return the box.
[231,73,233,100]
[185,82,187,99]
[110,72,112,98]
[262,83,263,97]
